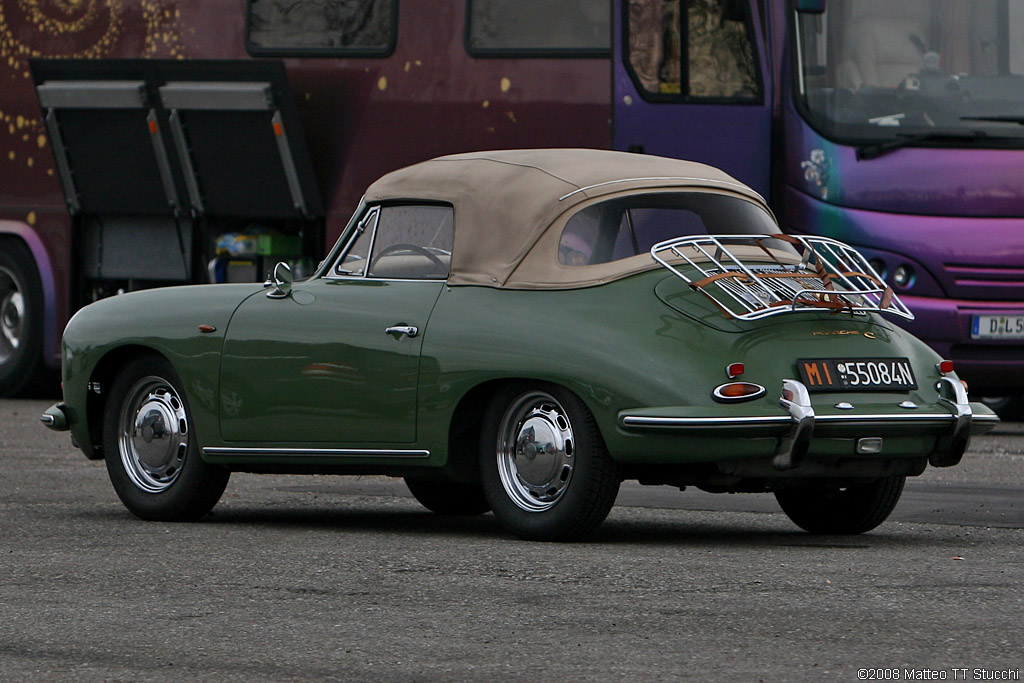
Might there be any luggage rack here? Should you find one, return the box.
[651,234,914,321]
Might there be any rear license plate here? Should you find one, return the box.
[971,315,1024,340]
[796,358,917,392]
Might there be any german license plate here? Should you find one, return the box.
[797,358,917,392]
[972,315,1024,340]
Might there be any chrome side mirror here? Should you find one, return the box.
[265,261,294,299]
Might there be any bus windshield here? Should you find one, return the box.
[796,0,1024,149]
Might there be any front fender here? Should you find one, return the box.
[62,283,263,458]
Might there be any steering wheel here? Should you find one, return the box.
[370,243,447,274]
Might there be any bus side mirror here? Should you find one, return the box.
[796,0,825,13]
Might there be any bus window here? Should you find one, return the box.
[467,0,610,55]
[625,0,760,100]
[247,0,397,56]
[796,0,1024,146]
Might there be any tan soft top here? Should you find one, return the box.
[363,149,772,289]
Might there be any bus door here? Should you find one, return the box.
[612,0,773,197]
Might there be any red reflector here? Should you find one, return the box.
[273,121,284,136]
[148,119,158,135]
[939,360,954,374]
[726,362,744,378]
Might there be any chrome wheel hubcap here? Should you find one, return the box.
[118,376,188,493]
[0,266,24,364]
[497,391,575,512]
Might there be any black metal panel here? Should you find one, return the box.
[183,109,297,217]
[58,108,171,215]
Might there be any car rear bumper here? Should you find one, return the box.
[619,378,999,469]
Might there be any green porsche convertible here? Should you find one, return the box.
[42,149,998,541]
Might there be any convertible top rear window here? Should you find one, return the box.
[558,192,778,266]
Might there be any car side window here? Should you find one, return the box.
[334,204,454,280]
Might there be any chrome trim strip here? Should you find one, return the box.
[622,412,964,429]
[622,415,792,427]
[325,275,448,284]
[558,177,764,203]
[816,413,957,423]
[202,447,430,458]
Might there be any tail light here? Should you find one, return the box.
[713,382,766,403]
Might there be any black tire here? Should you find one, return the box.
[0,240,51,397]
[980,395,1023,422]
[103,356,229,521]
[774,476,906,534]
[479,383,620,541]
[404,478,491,515]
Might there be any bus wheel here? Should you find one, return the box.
[0,240,48,397]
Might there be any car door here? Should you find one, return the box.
[218,203,453,445]
[612,0,773,197]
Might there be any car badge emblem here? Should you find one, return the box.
[811,330,877,339]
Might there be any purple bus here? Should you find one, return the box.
[613,0,1024,415]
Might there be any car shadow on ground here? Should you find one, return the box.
[78,502,930,549]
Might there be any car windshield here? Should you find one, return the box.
[558,192,778,267]
[796,0,1024,148]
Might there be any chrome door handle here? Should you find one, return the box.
[385,325,419,339]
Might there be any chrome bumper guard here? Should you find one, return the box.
[773,378,975,469]
[773,379,814,470]
[40,402,69,431]
[932,377,972,467]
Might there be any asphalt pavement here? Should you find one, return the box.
[1,399,1021,681]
